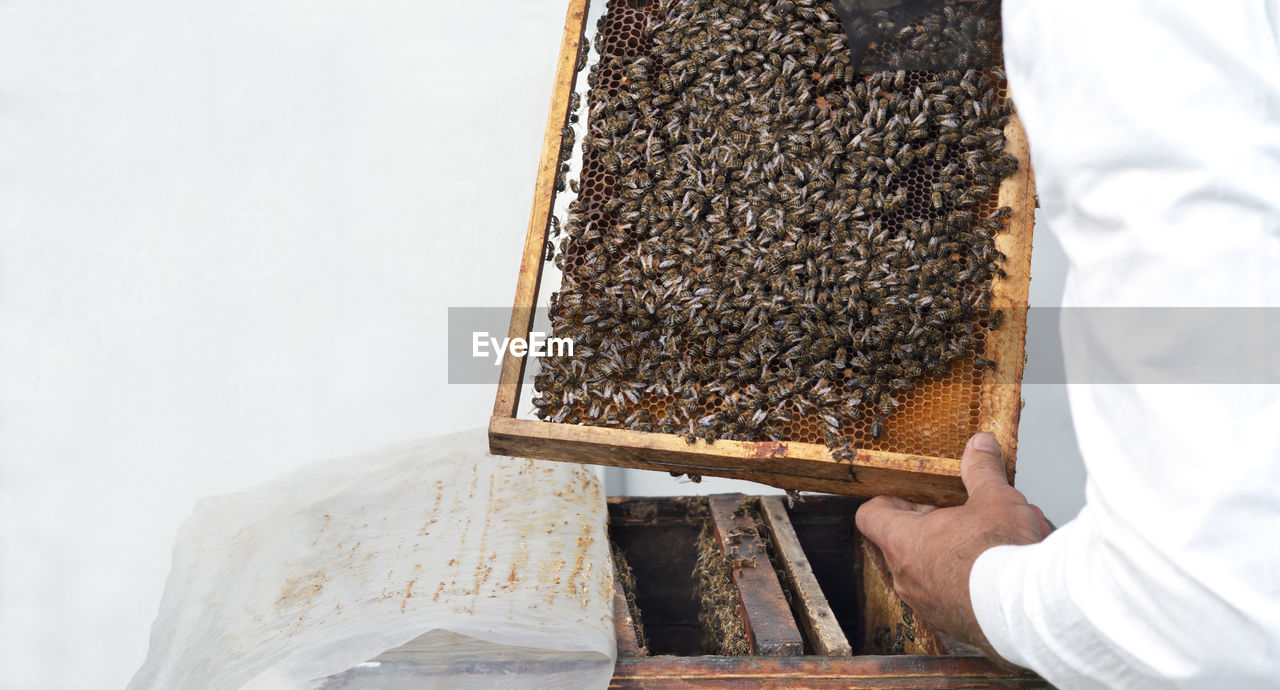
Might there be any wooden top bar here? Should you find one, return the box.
[758,496,854,656]
[706,495,804,656]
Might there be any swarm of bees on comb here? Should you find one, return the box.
[533,0,1016,463]
[693,522,751,655]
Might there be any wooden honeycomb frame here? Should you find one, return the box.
[489,0,1035,505]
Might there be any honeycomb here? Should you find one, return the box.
[540,0,1015,461]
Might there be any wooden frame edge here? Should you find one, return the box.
[610,655,1045,687]
[492,0,591,419]
[980,114,1036,483]
[490,416,967,504]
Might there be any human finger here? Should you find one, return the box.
[855,495,919,548]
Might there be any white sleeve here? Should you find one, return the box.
[973,1,1280,687]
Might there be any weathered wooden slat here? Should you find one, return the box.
[609,655,1049,688]
[758,496,854,656]
[705,494,804,656]
[490,416,968,505]
[611,545,646,658]
[491,0,590,419]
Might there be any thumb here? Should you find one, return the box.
[961,431,1011,502]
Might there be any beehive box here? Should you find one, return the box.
[606,494,1047,687]
[489,0,1035,505]
[332,495,1048,686]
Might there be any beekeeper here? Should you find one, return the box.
[855,2,1280,687]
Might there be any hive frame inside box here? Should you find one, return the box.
[489,0,1036,505]
[607,494,1048,687]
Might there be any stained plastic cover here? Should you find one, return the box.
[128,429,616,690]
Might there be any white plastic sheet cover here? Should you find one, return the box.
[129,428,616,689]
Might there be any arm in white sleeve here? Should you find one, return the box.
[972,385,1280,689]
[974,1,1280,687]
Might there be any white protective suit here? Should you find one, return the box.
[969,2,1280,688]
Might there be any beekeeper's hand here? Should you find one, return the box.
[855,432,1051,664]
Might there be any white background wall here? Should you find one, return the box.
[0,2,1083,688]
